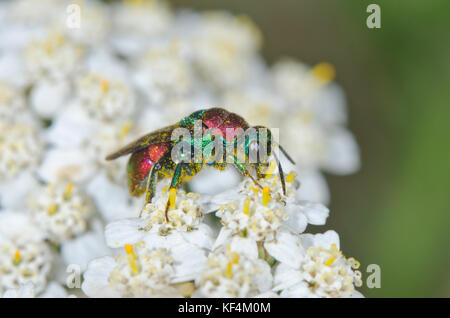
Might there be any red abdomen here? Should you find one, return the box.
[127,142,170,196]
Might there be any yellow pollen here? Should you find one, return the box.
[225,262,233,278]
[331,243,339,253]
[243,198,250,215]
[169,188,177,210]
[64,183,73,200]
[286,171,297,183]
[100,80,109,93]
[312,62,335,84]
[13,250,21,265]
[124,244,139,275]
[231,252,240,264]
[324,255,336,266]
[47,203,58,215]
[250,186,259,194]
[262,187,271,206]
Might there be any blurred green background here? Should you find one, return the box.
[167,0,450,297]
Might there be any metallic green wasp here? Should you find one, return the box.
[106,107,294,221]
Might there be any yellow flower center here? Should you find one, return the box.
[262,187,271,206]
[124,244,139,275]
[243,198,250,215]
[312,62,335,84]
[13,250,21,265]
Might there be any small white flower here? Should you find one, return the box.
[60,218,111,272]
[77,73,136,122]
[29,79,70,118]
[212,171,329,242]
[195,241,272,298]
[24,32,83,82]
[82,243,188,297]
[111,0,173,57]
[105,185,215,251]
[133,41,193,105]
[38,147,96,184]
[113,0,173,37]
[0,212,52,295]
[65,1,111,46]
[273,230,363,298]
[2,282,35,298]
[0,122,42,181]
[271,59,360,174]
[186,11,262,89]
[8,0,65,27]
[222,86,286,128]
[0,82,27,123]
[2,281,71,298]
[139,187,204,235]
[27,181,94,243]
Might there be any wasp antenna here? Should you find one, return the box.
[276,143,296,165]
[105,153,118,161]
[273,151,286,196]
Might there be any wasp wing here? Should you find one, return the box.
[105,124,178,160]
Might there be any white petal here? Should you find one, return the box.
[104,218,144,248]
[61,228,111,271]
[314,83,347,126]
[38,148,95,183]
[40,282,68,298]
[279,282,312,298]
[323,129,360,175]
[229,237,258,259]
[171,244,207,283]
[212,227,233,250]
[86,173,138,222]
[265,229,304,268]
[0,172,38,209]
[82,256,119,298]
[272,262,302,291]
[142,232,186,250]
[284,205,308,234]
[2,282,35,298]
[46,104,93,148]
[308,230,340,250]
[188,167,241,195]
[208,188,239,212]
[295,169,330,204]
[181,223,215,250]
[299,201,329,225]
[30,81,69,118]
[252,260,273,293]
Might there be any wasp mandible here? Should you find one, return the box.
[106,107,294,221]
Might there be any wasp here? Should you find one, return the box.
[106,107,294,221]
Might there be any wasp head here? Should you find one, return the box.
[244,125,272,165]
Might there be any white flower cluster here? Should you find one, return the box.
[0,0,362,298]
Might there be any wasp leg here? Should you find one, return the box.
[232,155,264,190]
[138,162,163,218]
[164,163,183,222]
